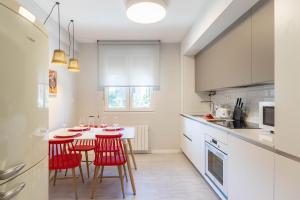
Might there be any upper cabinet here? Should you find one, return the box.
[195,12,252,91]
[195,0,274,92]
[251,0,274,84]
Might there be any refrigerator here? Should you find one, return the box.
[0,0,49,199]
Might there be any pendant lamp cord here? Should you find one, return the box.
[68,20,72,57]
[73,20,75,58]
[67,20,74,58]
[43,2,61,50]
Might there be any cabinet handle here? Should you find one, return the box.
[0,182,26,200]
[0,163,26,180]
[183,134,192,142]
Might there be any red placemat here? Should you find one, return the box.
[68,127,90,132]
[103,127,124,132]
[54,133,82,139]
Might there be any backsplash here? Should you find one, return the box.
[211,85,274,123]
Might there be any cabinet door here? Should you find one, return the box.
[252,0,274,84]
[0,158,48,200]
[228,135,274,200]
[195,11,252,92]
[190,121,205,175]
[274,155,300,200]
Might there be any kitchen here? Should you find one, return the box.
[0,0,299,200]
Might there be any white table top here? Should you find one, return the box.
[46,127,135,140]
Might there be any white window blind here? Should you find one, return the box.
[97,41,160,89]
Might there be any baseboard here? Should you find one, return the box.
[151,149,182,154]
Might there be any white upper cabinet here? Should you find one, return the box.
[228,135,274,200]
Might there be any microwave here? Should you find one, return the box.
[259,102,274,132]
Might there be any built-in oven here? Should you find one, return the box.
[205,135,228,199]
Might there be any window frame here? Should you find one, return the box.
[104,87,130,112]
[104,87,154,112]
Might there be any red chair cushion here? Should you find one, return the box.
[49,154,82,170]
[94,156,126,166]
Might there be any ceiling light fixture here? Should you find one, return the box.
[44,2,67,65]
[126,0,167,24]
[67,20,80,72]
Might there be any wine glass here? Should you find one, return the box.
[112,116,119,130]
[79,117,86,127]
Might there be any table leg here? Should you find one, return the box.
[123,141,136,195]
[127,139,137,170]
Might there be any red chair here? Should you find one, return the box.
[70,139,95,178]
[90,134,127,199]
[49,139,84,199]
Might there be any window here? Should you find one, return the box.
[104,87,153,112]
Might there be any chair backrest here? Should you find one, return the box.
[48,139,81,169]
[74,139,95,146]
[94,134,126,163]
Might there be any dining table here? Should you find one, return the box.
[45,126,137,195]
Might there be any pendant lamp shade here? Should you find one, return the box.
[68,20,80,72]
[44,2,67,66]
[52,49,67,65]
[68,58,80,72]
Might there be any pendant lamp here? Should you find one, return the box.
[44,2,67,65]
[67,20,80,72]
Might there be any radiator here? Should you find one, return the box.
[131,125,149,153]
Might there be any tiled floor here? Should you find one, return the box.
[49,153,219,200]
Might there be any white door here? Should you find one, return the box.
[0,1,48,184]
[0,158,48,200]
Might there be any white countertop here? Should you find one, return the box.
[181,113,274,149]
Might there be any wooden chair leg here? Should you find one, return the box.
[53,170,58,186]
[72,168,78,199]
[123,165,128,182]
[79,165,85,184]
[99,166,104,183]
[127,139,137,170]
[117,166,125,199]
[91,166,100,199]
[64,169,68,176]
[85,151,90,178]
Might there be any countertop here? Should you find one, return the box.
[181,113,275,151]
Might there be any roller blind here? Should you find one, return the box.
[97,41,160,89]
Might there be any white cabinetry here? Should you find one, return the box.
[228,135,274,200]
[274,155,300,200]
[181,117,205,175]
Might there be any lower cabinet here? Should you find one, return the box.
[181,117,206,175]
[274,154,300,200]
[228,135,274,200]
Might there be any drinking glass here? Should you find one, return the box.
[79,117,86,127]
[112,116,119,129]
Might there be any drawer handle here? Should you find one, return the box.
[0,163,26,180]
[183,134,192,142]
[0,182,26,200]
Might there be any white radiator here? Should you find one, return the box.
[131,125,149,153]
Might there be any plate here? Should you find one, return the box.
[68,127,90,132]
[103,127,124,132]
[54,132,82,138]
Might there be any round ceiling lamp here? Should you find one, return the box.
[126,0,167,24]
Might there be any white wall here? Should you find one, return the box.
[181,56,210,114]
[77,43,182,152]
[17,0,79,130]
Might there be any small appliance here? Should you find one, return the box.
[215,106,231,119]
[259,101,275,133]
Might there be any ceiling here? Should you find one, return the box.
[32,0,211,43]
